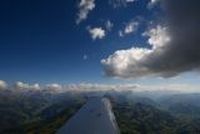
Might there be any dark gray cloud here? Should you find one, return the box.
[102,0,200,78]
[151,0,200,76]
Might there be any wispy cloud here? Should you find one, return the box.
[109,0,137,8]
[119,21,139,37]
[76,0,96,24]
[105,20,114,31]
[83,54,88,60]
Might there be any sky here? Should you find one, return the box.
[0,0,200,90]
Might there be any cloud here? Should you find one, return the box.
[119,21,139,37]
[124,21,139,34]
[14,81,40,90]
[118,31,124,37]
[0,80,7,90]
[83,54,88,60]
[143,25,170,49]
[139,83,200,93]
[0,81,200,93]
[126,0,136,3]
[102,0,200,78]
[101,47,153,78]
[65,83,140,92]
[88,27,106,40]
[105,20,114,31]
[76,0,95,24]
[0,81,139,92]
[45,83,62,91]
[103,25,168,78]
[109,0,137,8]
[148,0,160,7]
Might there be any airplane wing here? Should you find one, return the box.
[56,97,120,134]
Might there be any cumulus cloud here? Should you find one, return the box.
[14,81,40,90]
[101,47,153,78]
[88,27,106,40]
[143,25,170,49]
[0,80,7,90]
[76,0,95,24]
[102,25,169,78]
[119,21,139,37]
[102,0,200,78]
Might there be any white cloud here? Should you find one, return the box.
[105,20,114,31]
[126,0,136,3]
[46,83,62,91]
[151,0,160,4]
[109,0,137,8]
[138,83,200,93]
[83,54,88,60]
[76,0,95,24]
[0,80,7,90]
[101,47,152,78]
[65,83,140,92]
[143,25,170,49]
[14,81,40,90]
[0,81,199,93]
[0,81,139,92]
[119,21,139,37]
[118,30,124,37]
[102,25,171,78]
[124,21,139,34]
[104,0,200,79]
[88,27,106,40]
[148,0,161,8]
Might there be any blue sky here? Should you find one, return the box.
[0,0,146,83]
[0,0,200,88]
